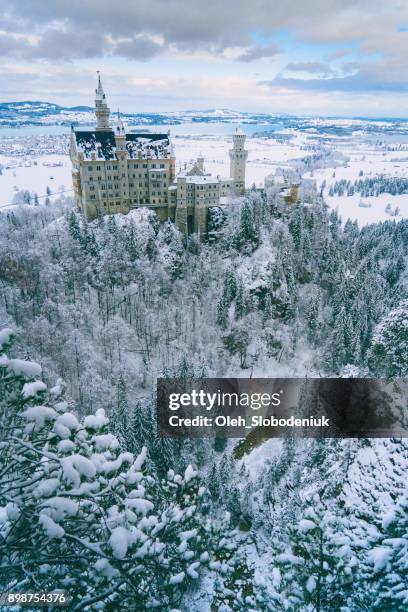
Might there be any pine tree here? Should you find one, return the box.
[306,291,320,345]
[369,493,408,611]
[128,400,151,455]
[273,494,355,611]
[234,201,260,253]
[368,300,408,375]
[112,373,129,448]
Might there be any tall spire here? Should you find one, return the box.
[94,71,110,130]
[95,70,105,99]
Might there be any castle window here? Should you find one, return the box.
[101,185,106,190]
[98,176,102,181]
[88,165,93,171]
[89,186,95,191]
[89,176,93,182]
[113,165,117,170]
[107,165,111,170]
[90,195,96,200]
[160,163,165,168]
[96,166,101,171]
[143,164,147,168]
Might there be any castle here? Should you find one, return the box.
[70,74,248,236]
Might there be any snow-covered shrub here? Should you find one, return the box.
[0,332,227,609]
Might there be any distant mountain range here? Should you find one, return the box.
[2,101,408,137]
[0,100,289,127]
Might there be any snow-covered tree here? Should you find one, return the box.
[0,331,228,609]
[272,494,356,611]
[368,300,408,376]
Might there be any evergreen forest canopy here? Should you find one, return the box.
[0,188,407,610]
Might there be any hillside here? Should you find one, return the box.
[0,189,407,608]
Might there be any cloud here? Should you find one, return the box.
[1,0,408,115]
[0,29,109,61]
[237,43,279,62]
[112,36,163,60]
[326,48,353,61]
[284,62,335,76]
[259,62,408,93]
[32,30,109,60]
[0,0,404,61]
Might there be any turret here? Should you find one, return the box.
[229,125,248,193]
[114,111,126,152]
[95,71,110,130]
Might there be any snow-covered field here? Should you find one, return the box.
[1,125,408,226]
[303,136,408,225]
[0,154,72,207]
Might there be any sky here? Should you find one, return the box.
[1,0,408,117]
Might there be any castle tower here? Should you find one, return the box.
[197,152,205,173]
[95,71,110,130]
[114,112,130,208]
[229,126,248,193]
[114,111,126,149]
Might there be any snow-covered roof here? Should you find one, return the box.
[184,174,220,185]
[73,129,171,161]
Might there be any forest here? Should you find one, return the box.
[1,187,407,610]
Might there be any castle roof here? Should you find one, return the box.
[73,129,171,161]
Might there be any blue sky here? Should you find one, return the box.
[0,0,407,117]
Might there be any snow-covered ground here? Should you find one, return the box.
[303,136,408,225]
[1,125,408,226]
[0,154,72,207]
